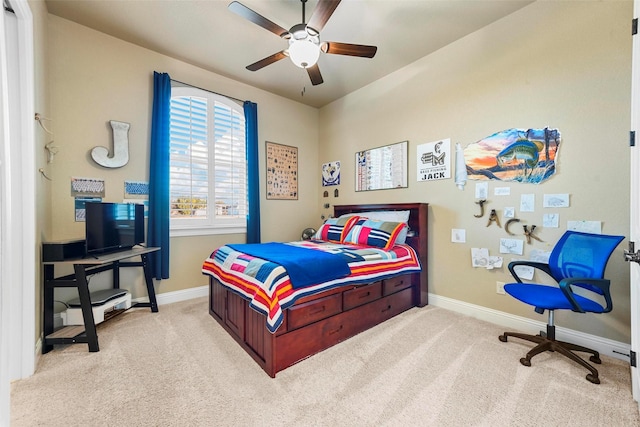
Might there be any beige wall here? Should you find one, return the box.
[47,15,319,300]
[29,0,51,341]
[319,1,633,342]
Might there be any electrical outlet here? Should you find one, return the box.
[496,281,506,295]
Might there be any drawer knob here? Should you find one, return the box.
[381,304,392,313]
[359,291,371,299]
[309,305,325,315]
[328,325,343,335]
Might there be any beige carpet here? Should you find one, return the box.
[11,297,640,426]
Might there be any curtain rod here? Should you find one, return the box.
[170,79,246,104]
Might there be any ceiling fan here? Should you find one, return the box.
[228,0,377,86]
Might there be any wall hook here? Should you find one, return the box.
[34,113,53,135]
[45,141,59,163]
[38,168,52,181]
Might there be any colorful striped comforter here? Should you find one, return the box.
[202,240,421,333]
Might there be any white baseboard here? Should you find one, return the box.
[42,288,630,365]
[428,293,631,363]
[132,284,209,306]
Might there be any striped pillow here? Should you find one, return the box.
[314,215,360,242]
[343,218,407,249]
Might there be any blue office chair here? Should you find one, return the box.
[499,230,624,384]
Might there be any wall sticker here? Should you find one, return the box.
[464,127,561,184]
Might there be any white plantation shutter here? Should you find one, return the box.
[169,86,247,235]
[213,102,247,218]
[170,96,208,218]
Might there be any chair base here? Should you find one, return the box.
[499,330,602,384]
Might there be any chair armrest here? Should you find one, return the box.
[507,260,553,283]
[558,277,612,313]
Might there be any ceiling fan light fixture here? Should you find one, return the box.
[288,39,320,69]
[290,23,308,40]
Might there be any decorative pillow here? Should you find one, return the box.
[340,210,410,244]
[314,215,360,242]
[343,218,407,249]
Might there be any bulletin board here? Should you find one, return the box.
[266,141,298,200]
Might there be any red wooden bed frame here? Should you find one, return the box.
[208,202,428,377]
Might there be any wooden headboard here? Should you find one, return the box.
[333,203,429,307]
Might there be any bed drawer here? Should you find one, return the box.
[276,287,414,372]
[383,275,411,296]
[288,293,342,330]
[343,281,382,310]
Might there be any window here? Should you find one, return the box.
[169,86,247,236]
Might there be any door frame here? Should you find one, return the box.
[630,0,640,408]
[0,0,36,422]
[8,0,36,380]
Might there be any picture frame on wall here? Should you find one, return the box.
[266,141,298,200]
[355,141,408,191]
[322,161,341,186]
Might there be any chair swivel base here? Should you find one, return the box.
[499,331,602,384]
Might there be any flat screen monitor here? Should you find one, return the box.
[85,202,145,255]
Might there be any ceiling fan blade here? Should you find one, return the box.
[322,42,377,58]
[307,0,341,33]
[246,51,288,71]
[307,64,324,86]
[228,1,290,38]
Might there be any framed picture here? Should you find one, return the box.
[266,141,298,200]
[355,141,408,191]
[322,161,341,186]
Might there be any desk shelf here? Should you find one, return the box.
[46,325,85,340]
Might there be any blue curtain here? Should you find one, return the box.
[148,72,171,279]
[244,101,261,243]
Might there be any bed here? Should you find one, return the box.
[202,202,428,377]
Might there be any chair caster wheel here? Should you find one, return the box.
[589,355,602,364]
[499,335,507,342]
[520,358,531,367]
[586,374,600,384]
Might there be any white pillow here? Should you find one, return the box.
[356,210,410,223]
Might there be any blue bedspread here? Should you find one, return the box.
[226,242,351,289]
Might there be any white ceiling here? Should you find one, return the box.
[45,0,533,108]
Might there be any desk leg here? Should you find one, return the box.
[43,265,55,354]
[141,253,158,312]
[113,260,120,289]
[74,265,100,352]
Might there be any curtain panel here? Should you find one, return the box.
[244,101,261,244]
[148,71,171,279]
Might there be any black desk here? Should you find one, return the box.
[42,246,160,353]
